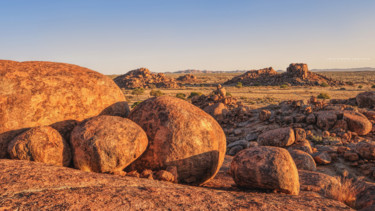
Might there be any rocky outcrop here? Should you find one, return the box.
[70,115,148,173]
[230,146,300,195]
[7,126,71,167]
[176,74,198,83]
[128,96,226,185]
[113,68,180,89]
[224,63,343,86]
[0,60,126,158]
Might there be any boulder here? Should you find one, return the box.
[128,96,226,185]
[356,91,375,108]
[288,139,313,154]
[298,170,341,195]
[288,149,316,171]
[230,146,300,195]
[257,127,295,147]
[343,111,372,135]
[294,128,306,142]
[7,126,71,166]
[313,151,331,165]
[355,141,375,160]
[355,182,375,210]
[316,111,337,131]
[259,110,271,121]
[204,103,228,122]
[0,60,126,158]
[70,115,148,173]
[306,113,316,124]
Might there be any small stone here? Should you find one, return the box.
[313,151,331,165]
[344,151,359,161]
[154,170,175,183]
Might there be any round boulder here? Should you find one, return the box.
[0,60,126,158]
[257,127,295,147]
[7,126,71,166]
[343,111,372,135]
[355,141,375,160]
[128,96,226,185]
[230,146,300,195]
[356,91,375,109]
[70,115,148,173]
[288,149,316,171]
[316,111,337,131]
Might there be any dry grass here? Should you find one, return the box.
[325,176,358,208]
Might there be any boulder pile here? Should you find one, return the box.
[114,68,180,89]
[176,74,198,84]
[224,63,344,86]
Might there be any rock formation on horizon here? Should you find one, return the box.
[224,63,344,86]
[114,68,180,89]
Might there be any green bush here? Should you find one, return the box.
[131,88,145,96]
[339,87,346,90]
[320,82,329,87]
[131,101,142,108]
[188,92,203,99]
[346,81,354,86]
[176,93,186,100]
[226,92,232,97]
[358,85,363,89]
[317,93,330,99]
[235,82,243,88]
[150,89,164,97]
[371,85,375,88]
[280,84,289,89]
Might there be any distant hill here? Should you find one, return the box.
[170,69,247,74]
[311,67,375,72]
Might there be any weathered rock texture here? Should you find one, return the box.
[230,146,300,195]
[288,149,317,171]
[114,68,180,89]
[7,126,71,167]
[0,60,126,158]
[224,63,343,86]
[128,96,226,185]
[0,158,352,210]
[356,91,375,109]
[70,115,148,173]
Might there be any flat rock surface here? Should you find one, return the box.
[0,157,352,210]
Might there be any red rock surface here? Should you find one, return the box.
[230,147,300,195]
[70,115,148,173]
[0,158,352,210]
[7,126,71,167]
[0,60,126,158]
[128,96,226,185]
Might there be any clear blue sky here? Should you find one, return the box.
[1,0,374,74]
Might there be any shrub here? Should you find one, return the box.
[325,176,358,207]
[131,101,142,108]
[176,93,186,100]
[372,85,375,88]
[358,85,363,89]
[131,88,145,96]
[150,89,164,97]
[317,93,330,99]
[253,82,261,86]
[320,82,329,87]
[226,92,232,97]
[280,84,289,89]
[339,87,346,90]
[346,81,354,86]
[310,135,323,143]
[235,82,243,88]
[188,92,202,99]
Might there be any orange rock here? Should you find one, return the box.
[230,146,300,195]
[0,60,126,158]
[288,149,316,171]
[70,115,148,173]
[356,91,375,109]
[7,126,71,167]
[343,111,372,135]
[257,127,295,147]
[128,96,226,185]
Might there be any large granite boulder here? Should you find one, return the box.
[7,126,71,166]
[0,60,126,158]
[230,146,300,195]
[356,91,375,109]
[128,96,226,185]
[288,149,316,171]
[70,115,148,173]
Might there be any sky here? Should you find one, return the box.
[0,0,374,74]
